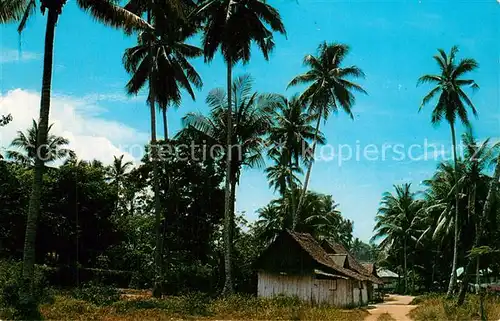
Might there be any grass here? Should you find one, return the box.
[377,312,396,321]
[409,293,500,321]
[39,293,368,321]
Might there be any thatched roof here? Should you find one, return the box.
[287,231,369,282]
[321,240,383,284]
[362,263,375,275]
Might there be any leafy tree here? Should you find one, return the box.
[181,74,276,293]
[350,238,378,263]
[2,0,150,297]
[372,183,422,294]
[418,45,479,297]
[6,120,75,166]
[288,42,366,229]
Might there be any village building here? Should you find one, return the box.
[255,231,383,307]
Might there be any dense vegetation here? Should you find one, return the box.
[1,0,499,319]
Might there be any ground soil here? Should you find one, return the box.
[364,295,416,321]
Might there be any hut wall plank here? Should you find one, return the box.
[258,271,370,308]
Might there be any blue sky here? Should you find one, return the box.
[1,0,498,241]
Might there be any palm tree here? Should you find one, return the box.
[123,5,201,296]
[372,183,422,294]
[418,45,479,297]
[197,0,285,295]
[266,95,325,225]
[2,0,150,297]
[265,152,302,196]
[123,4,202,140]
[461,132,499,287]
[108,155,134,185]
[7,120,75,166]
[0,114,12,127]
[181,74,274,294]
[255,190,352,247]
[107,155,133,212]
[288,42,366,225]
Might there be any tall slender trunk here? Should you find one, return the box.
[294,108,323,229]
[446,122,459,298]
[162,106,168,140]
[288,156,297,226]
[221,62,234,296]
[151,97,163,297]
[22,9,58,293]
[404,236,408,294]
[147,9,163,299]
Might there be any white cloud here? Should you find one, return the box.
[0,49,41,63]
[0,89,149,164]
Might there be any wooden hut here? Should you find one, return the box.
[255,231,383,307]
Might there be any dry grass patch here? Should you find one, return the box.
[409,294,500,321]
[40,293,368,321]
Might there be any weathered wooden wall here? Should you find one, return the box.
[258,271,315,302]
[258,271,362,307]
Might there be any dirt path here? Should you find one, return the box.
[364,295,417,321]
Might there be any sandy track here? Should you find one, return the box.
[364,295,416,321]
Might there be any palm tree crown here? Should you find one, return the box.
[181,74,273,180]
[288,42,367,119]
[123,21,203,110]
[7,120,75,166]
[418,46,479,127]
[199,0,286,64]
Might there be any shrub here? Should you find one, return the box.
[0,260,51,320]
[72,282,120,306]
[409,293,500,321]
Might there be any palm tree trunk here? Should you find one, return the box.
[404,236,408,294]
[162,106,168,140]
[151,97,163,298]
[221,61,234,296]
[446,122,459,298]
[22,8,58,294]
[288,157,297,224]
[294,108,323,230]
[147,9,163,299]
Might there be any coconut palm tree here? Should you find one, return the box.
[0,114,12,127]
[181,74,274,294]
[197,0,285,295]
[265,152,302,196]
[288,42,366,225]
[2,0,150,297]
[108,155,134,186]
[418,45,479,297]
[372,183,422,294]
[123,6,201,296]
[7,120,74,166]
[123,0,201,140]
[266,95,325,227]
[255,190,351,246]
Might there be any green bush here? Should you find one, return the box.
[72,282,120,306]
[0,260,51,320]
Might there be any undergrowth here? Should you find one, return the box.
[409,293,500,321]
[40,292,368,321]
